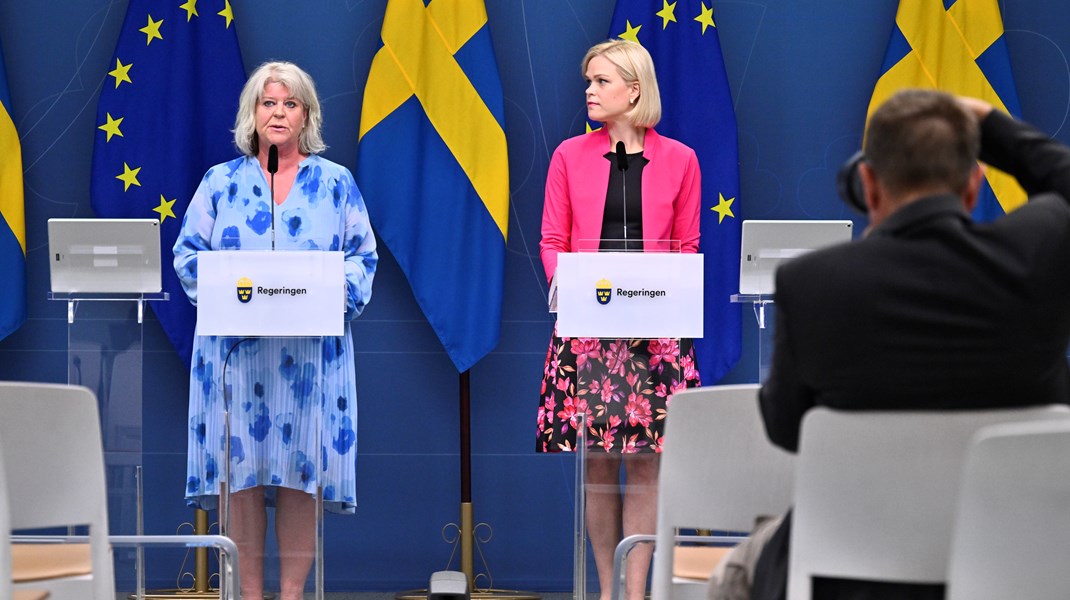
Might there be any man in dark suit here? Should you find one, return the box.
[751,89,1070,599]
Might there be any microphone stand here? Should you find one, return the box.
[268,143,278,251]
[615,141,630,252]
[270,175,276,251]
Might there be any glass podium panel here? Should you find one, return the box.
[576,238,683,254]
[730,294,776,382]
[572,347,688,600]
[218,336,326,600]
[550,238,697,600]
[53,294,154,591]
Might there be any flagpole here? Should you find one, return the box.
[459,370,475,588]
[396,369,539,600]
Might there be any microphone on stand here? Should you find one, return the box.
[267,144,279,251]
[615,141,629,251]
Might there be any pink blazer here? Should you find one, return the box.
[539,127,702,282]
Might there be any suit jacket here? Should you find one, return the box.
[539,127,702,282]
[752,111,1070,600]
[761,109,1070,454]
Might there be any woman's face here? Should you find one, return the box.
[584,55,637,125]
[256,81,306,153]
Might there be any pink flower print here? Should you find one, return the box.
[604,340,631,376]
[625,395,653,428]
[648,338,681,372]
[680,353,700,383]
[557,395,591,432]
[570,338,601,372]
[654,382,669,398]
[608,414,622,429]
[670,377,688,394]
[556,376,570,392]
[589,375,621,404]
[651,434,665,453]
[546,353,560,377]
[541,397,556,426]
[595,428,616,451]
[621,434,640,454]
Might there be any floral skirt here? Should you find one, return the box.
[536,332,701,454]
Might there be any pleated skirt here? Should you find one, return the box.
[185,331,359,514]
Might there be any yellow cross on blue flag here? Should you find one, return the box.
[869,0,1023,221]
[90,0,245,364]
[357,0,509,373]
[609,0,742,383]
[0,41,26,342]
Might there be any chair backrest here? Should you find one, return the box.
[0,438,10,598]
[650,384,795,600]
[0,382,114,600]
[788,405,1070,600]
[946,420,1070,600]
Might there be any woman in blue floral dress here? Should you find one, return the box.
[173,61,377,600]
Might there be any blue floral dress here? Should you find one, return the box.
[174,155,377,514]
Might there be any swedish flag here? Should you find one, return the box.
[357,0,509,373]
[0,41,26,342]
[89,0,245,364]
[869,0,1023,221]
[609,0,742,384]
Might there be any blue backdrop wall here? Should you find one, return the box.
[1,0,1069,592]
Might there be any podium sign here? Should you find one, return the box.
[197,250,344,337]
[553,252,703,338]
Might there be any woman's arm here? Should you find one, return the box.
[341,169,378,321]
[540,147,573,283]
[172,171,219,306]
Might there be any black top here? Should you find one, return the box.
[599,151,648,251]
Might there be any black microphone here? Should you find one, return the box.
[267,143,279,174]
[615,141,629,249]
[267,144,278,250]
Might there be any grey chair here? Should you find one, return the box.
[613,384,796,600]
[788,405,1070,600]
[0,381,240,600]
[946,420,1070,599]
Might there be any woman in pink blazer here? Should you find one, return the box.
[536,40,702,600]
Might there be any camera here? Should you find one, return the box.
[837,150,867,214]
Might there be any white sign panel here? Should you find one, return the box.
[555,252,703,338]
[197,250,344,337]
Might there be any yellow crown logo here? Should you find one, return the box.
[595,278,612,305]
[236,276,253,303]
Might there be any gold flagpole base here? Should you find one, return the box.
[128,591,274,600]
[127,509,270,600]
[394,502,541,600]
[127,591,228,600]
[395,589,542,600]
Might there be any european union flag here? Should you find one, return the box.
[0,41,26,342]
[90,0,245,365]
[869,0,1023,222]
[609,0,742,384]
[357,0,509,373]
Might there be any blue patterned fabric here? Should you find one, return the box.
[174,154,377,513]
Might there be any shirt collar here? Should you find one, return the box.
[869,193,971,238]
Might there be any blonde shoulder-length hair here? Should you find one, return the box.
[232,61,327,156]
[581,40,662,129]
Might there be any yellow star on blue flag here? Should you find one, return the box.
[609,0,742,384]
[90,0,245,365]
